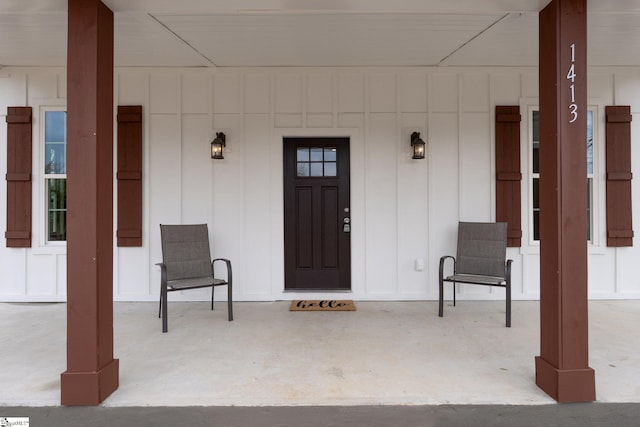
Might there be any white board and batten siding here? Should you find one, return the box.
[1,66,640,302]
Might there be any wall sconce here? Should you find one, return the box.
[410,131,426,159]
[210,132,226,159]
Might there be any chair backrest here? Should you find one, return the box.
[455,222,507,278]
[160,224,212,281]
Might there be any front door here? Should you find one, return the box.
[283,137,351,290]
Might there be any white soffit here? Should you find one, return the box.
[154,13,504,67]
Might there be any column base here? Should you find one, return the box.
[61,358,119,405]
[535,356,595,402]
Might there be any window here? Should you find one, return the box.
[43,109,67,242]
[296,147,337,177]
[530,108,594,243]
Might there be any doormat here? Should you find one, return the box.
[290,300,356,311]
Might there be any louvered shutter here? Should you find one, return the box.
[605,106,633,247]
[495,106,522,247]
[5,107,33,248]
[116,106,143,247]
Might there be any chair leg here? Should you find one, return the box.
[438,278,444,317]
[211,286,215,311]
[227,284,233,321]
[453,283,457,307]
[158,293,162,318]
[162,286,169,333]
[506,283,511,328]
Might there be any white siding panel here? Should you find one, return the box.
[181,115,212,223]
[369,74,396,113]
[244,73,270,114]
[27,255,56,296]
[397,113,429,297]
[459,113,492,222]
[614,72,640,112]
[306,74,333,113]
[306,113,333,128]
[182,73,211,114]
[0,249,26,296]
[117,249,148,297]
[275,114,303,128]
[365,113,397,296]
[430,74,458,113]
[242,115,272,297]
[213,73,240,114]
[588,254,616,295]
[491,73,522,105]
[338,74,364,113]
[461,73,489,112]
[428,113,459,295]
[0,74,27,112]
[150,73,178,114]
[118,72,148,106]
[521,72,538,99]
[148,114,181,293]
[27,73,57,103]
[400,74,427,113]
[275,73,302,113]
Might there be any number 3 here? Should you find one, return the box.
[569,104,578,123]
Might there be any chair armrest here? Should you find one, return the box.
[505,259,513,282]
[439,255,456,280]
[212,258,233,283]
[156,262,167,286]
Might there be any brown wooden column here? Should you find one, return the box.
[60,0,119,405]
[535,0,595,402]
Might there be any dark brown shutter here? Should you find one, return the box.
[116,105,143,246]
[495,106,522,247]
[5,107,33,248]
[605,106,633,247]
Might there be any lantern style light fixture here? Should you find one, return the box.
[410,131,426,159]
[210,132,226,159]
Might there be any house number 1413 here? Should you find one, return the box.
[567,43,578,124]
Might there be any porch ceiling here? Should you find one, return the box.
[1,0,640,68]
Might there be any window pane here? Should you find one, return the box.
[297,148,309,162]
[324,162,337,177]
[310,148,323,162]
[587,178,593,241]
[47,179,67,241]
[310,162,323,177]
[44,111,67,174]
[297,162,310,177]
[324,147,337,162]
[532,111,540,174]
[44,144,66,174]
[45,111,66,142]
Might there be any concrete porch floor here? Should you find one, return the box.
[1,300,638,407]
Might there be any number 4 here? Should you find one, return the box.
[566,64,576,82]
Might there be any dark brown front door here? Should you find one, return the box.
[284,137,351,290]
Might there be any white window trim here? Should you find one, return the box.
[524,103,602,252]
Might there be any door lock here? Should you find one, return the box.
[343,217,351,233]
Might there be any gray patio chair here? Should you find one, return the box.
[158,224,233,332]
[438,222,512,327]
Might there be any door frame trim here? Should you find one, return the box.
[272,127,363,299]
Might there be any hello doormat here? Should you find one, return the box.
[290,300,356,311]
